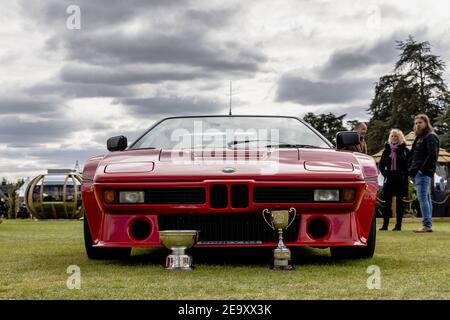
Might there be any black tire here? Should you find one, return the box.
[330,212,376,259]
[84,216,131,260]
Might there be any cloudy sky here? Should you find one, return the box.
[1,0,450,180]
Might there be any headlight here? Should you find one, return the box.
[314,189,339,202]
[119,191,145,203]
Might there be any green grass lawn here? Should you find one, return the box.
[0,219,449,300]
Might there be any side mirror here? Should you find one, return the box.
[336,131,360,150]
[107,136,127,152]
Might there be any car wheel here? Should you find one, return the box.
[330,211,376,259]
[84,216,131,260]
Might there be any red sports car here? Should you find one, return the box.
[82,116,378,260]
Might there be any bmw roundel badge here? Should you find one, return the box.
[222,167,236,173]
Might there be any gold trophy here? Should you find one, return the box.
[159,230,199,270]
[262,208,296,270]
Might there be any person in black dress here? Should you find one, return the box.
[379,129,410,231]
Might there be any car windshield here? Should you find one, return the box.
[130,116,332,150]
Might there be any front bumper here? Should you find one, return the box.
[95,211,367,248]
[82,179,377,248]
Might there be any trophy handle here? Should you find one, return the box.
[286,207,297,229]
[262,209,274,230]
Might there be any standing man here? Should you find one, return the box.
[408,114,440,233]
[344,122,368,154]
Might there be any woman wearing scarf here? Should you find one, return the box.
[379,129,410,231]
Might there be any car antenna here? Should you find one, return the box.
[229,80,232,116]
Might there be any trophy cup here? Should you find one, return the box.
[262,208,296,270]
[158,230,199,271]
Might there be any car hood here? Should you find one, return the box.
[93,148,364,182]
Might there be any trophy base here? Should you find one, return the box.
[165,254,194,271]
[272,260,295,271]
[272,247,294,270]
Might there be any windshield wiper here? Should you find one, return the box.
[265,143,324,149]
[227,139,285,147]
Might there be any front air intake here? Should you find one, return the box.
[306,218,330,240]
[158,213,300,243]
[129,219,152,241]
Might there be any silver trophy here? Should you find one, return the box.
[159,230,199,270]
[262,208,296,270]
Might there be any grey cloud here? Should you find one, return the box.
[119,96,225,116]
[28,82,134,98]
[0,116,91,144]
[31,147,105,166]
[88,122,111,131]
[0,162,47,176]
[319,36,399,79]
[276,75,373,105]
[59,64,208,86]
[320,105,371,121]
[277,33,431,106]
[1,145,105,173]
[61,31,266,73]
[379,3,410,19]
[185,8,236,28]
[30,0,265,74]
[23,0,266,98]
[25,0,185,30]
[320,29,431,79]
[0,96,60,116]
[276,36,397,106]
[5,143,36,148]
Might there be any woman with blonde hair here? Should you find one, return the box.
[379,129,410,231]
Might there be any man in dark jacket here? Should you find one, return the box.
[408,114,440,233]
